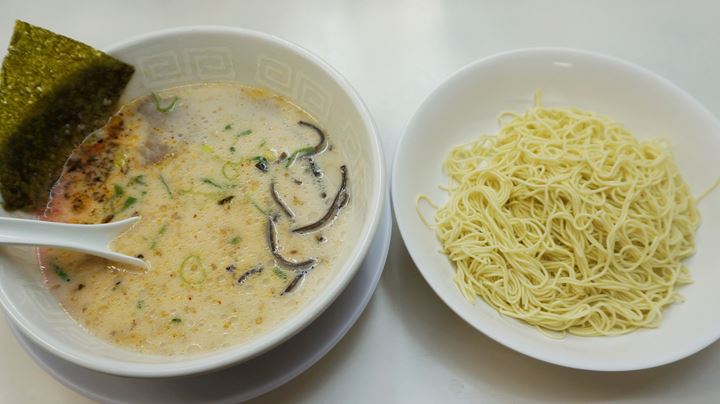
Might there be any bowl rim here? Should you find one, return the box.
[3,25,386,378]
[391,46,720,371]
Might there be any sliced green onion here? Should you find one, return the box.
[201,177,223,188]
[179,255,207,285]
[52,262,71,282]
[201,144,215,154]
[273,267,287,280]
[244,192,267,215]
[121,196,138,212]
[285,146,315,168]
[129,175,146,186]
[222,161,241,180]
[114,153,128,170]
[151,92,178,113]
[159,174,173,197]
[150,223,169,250]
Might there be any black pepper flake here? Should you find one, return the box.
[218,195,234,205]
[93,192,106,203]
[226,265,236,273]
[66,158,82,172]
[136,254,144,259]
[77,283,85,290]
[308,158,323,177]
[72,197,84,211]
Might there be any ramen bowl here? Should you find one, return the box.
[0,26,385,377]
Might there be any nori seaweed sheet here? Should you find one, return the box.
[0,21,134,211]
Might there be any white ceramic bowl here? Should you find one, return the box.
[0,26,385,377]
[392,48,720,371]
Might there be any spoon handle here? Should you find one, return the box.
[0,217,147,268]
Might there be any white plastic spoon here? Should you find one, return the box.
[0,216,148,269]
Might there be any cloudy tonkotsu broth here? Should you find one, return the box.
[41,83,351,355]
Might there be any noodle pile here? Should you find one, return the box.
[424,95,702,336]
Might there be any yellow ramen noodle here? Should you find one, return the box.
[43,83,351,354]
[423,95,702,336]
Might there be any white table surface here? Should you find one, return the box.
[2,1,720,403]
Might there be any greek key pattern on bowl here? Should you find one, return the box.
[138,50,188,86]
[136,50,333,124]
[185,48,235,80]
[254,55,293,93]
[255,55,332,122]
[137,47,236,87]
[338,120,368,214]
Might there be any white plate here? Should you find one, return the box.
[392,48,720,371]
[8,199,391,403]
